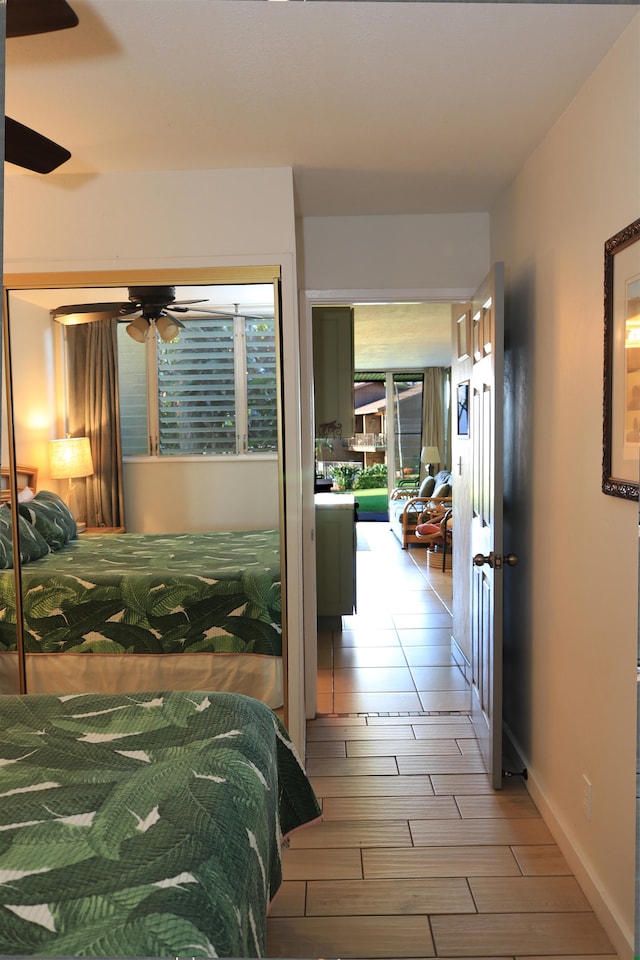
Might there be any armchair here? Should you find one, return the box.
[415,506,453,571]
[388,469,452,549]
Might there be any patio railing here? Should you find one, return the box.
[344,433,386,451]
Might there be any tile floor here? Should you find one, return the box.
[267,521,618,959]
[315,521,462,716]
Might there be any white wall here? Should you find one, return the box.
[1,298,58,481]
[300,212,490,295]
[4,167,297,266]
[491,16,639,958]
[123,458,279,532]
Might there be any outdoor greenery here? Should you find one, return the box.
[328,463,360,490]
[353,488,388,514]
[354,463,387,489]
[328,462,389,491]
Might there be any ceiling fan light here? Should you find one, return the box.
[126,316,150,342]
[155,315,183,342]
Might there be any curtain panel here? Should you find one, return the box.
[422,367,451,471]
[66,320,124,528]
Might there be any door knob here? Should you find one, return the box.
[473,552,519,569]
[473,552,496,568]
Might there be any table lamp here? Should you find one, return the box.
[48,437,94,517]
[420,445,441,478]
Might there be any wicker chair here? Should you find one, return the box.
[415,506,453,571]
[388,470,452,548]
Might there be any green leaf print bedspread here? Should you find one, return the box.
[0,689,320,957]
[0,529,282,658]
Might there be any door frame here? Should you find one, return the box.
[300,286,474,723]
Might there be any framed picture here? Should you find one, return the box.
[603,217,640,500]
[457,381,469,436]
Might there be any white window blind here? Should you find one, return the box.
[117,314,278,457]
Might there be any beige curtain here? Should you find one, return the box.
[422,367,451,472]
[66,319,124,528]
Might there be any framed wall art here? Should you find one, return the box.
[602,217,640,500]
[457,381,469,437]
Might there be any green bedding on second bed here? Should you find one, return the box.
[0,689,320,957]
[0,529,282,658]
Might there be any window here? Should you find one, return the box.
[391,375,424,478]
[117,297,278,457]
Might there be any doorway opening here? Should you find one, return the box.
[313,299,462,717]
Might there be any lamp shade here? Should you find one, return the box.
[126,315,150,342]
[155,315,183,342]
[421,445,441,464]
[48,437,94,480]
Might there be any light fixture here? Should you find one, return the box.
[155,315,183,342]
[48,437,94,516]
[421,445,441,478]
[126,314,184,342]
[126,315,150,342]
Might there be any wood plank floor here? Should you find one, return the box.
[267,522,617,959]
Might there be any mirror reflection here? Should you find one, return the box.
[0,274,284,714]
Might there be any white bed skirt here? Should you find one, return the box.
[0,652,283,709]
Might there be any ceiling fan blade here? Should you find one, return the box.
[184,306,273,321]
[166,302,209,314]
[5,117,71,173]
[51,302,131,324]
[7,0,79,38]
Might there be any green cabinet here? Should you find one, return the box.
[315,494,356,618]
[312,306,354,440]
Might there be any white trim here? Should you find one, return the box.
[279,256,306,757]
[299,289,319,721]
[304,288,475,304]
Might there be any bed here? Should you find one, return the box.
[0,688,320,957]
[0,474,283,706]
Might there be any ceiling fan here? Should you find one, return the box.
[6,0,79,174]
[50,285,272,344]
[51,286,210,342]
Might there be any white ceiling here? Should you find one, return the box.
[5,0,636,367]
[5,1,636,217]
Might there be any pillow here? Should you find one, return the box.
[17,516,51,562]
[19,490,77,550]
[0,511,14,569]
[0,508,51,566]
[418,475,436,498]
[34,490,78,534]
[416,522,440,537]
[432,482,452,499]
[18,486,34,503]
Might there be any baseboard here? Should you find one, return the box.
[503,723,634,960]
[450,635,471,682]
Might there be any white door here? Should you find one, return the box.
[469,263,515,789]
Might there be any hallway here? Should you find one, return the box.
[267,522,617,958]
[316,521,463,716]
